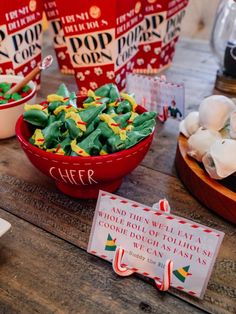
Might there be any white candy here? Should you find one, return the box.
[229,111,236,139]
[184,111,200,136]
[202,139,236,179]
[179,120,189,137]
[187,127,221,162]
[199,95,235,131]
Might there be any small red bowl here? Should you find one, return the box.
[15,106,155,199]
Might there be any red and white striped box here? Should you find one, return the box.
[134,0,189,74]
[0,0,43,87]
[43,0,74,74]
[55,0,144,94]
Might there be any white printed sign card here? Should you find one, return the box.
[88,191,224,299]
[126,73,185,122]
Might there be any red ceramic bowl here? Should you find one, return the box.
[15,106,155,199]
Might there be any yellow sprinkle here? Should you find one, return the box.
[110,113,117,118]
[108,101,119,107]
[100,149,108,156]
[24,104,48,114]
[65,112,87,132]
[99,114,127,140]
[120,92,137,111]
[54,105,77,115]
[87,89,101,100]
[126,124,134,132]
[47,94,66,102]
[71,139,90,157]
[83,101,101,108]
[129,111,139,122]
[120,130,127,141]
[46,148,65,155]
[32,129,45,147]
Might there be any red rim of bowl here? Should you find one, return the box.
[0,87,36,110]
[15,114,154,163]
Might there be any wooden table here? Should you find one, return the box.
[0,37,235,314]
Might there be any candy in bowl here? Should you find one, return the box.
[16,83,156,198]
[0,75,36,139]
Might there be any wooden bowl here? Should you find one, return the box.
[175,134,236,224]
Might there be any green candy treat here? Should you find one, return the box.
[59,136,72,155]
[4,94,12,100]
[94,84,111,97]
[132,119,156,132]
[42,120,63,148]
[96,112,131,140]
[107,125,154,153]
[109,84,120,101]
[23,109,48,128]
[0,82,11,93]
[48,101,63,112]
[115,112,131,128]
[70,151,79,156]
[56,83,70,97]
[126,129,153,149]
[116,100,132,114]
[79,103,106,124]
[100,143,110,155]
[105,106,117,116]
[68,92,77,108]
[133,111,157,127]
[24,83,157,156]
[12,93,22,101]
[0,99,7,104]
[107,135,126,153]
[21,85,31,92]
[96,122,113,139]
[56,110,66,123]
[81,117,99,138]
[83,96,94,104]
[47,115,57,125]
[72,129,102,156]
[65,118,83,139]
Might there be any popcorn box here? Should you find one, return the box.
[134,0,189,74]
[55,0,144,94]
[43,0,74,74]
[0,0,43,87]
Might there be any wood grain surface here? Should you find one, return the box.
[0,37,235,314]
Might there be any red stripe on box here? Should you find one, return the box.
[142,272,149,276]
[191,225,199,228]
[143,208,150,212]
[176,286,184,290]
[101,193,106,196]
[101,255,107,258]
[204,229,212,233]
[178,220,187,224]
[188,291,196,295]
[154,212,162,216]
[132,204,139,207]
[166,216,174,220]
[110,196,117,200]
[90,251,97,254]
[120,200,128,204]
